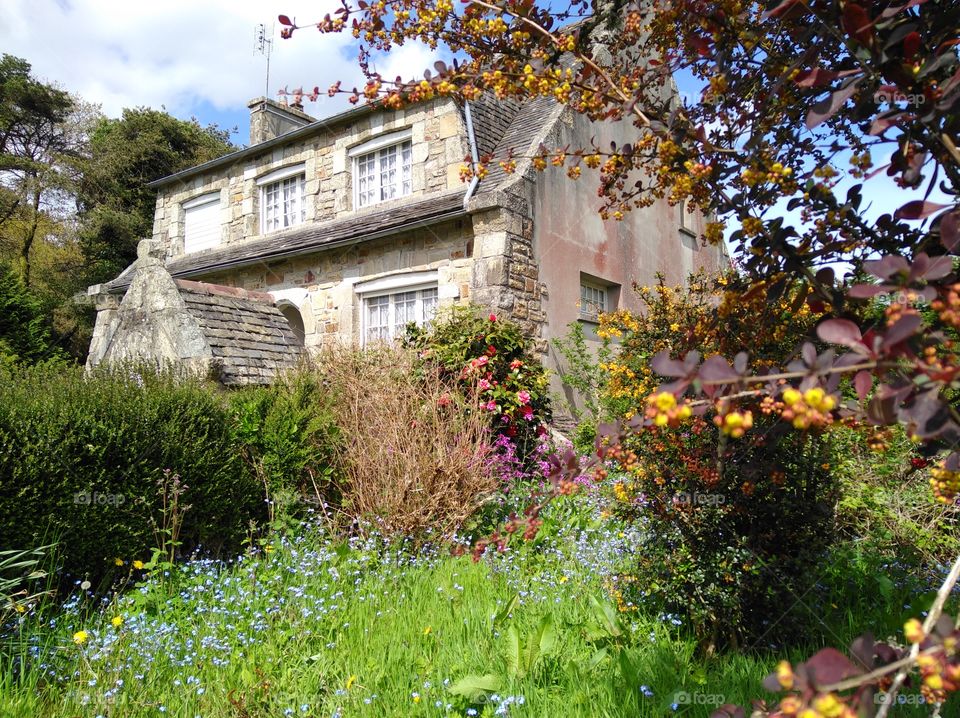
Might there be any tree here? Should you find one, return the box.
[0,261,65,366]
[76,108,235,283]
[0,54,76,288]
[282,0,960,712]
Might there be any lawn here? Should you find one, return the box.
[2,493,950,718]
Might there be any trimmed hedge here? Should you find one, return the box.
[0,365,265,588]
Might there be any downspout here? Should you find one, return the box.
[463,100,480,208]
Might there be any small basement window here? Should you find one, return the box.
[182,192,221,254]
[579,280,608,322]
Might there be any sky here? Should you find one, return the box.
[0,0,440,146]
[1,0,947,254]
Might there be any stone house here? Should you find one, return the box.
[86,93,726,387]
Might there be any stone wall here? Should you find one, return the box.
[152,99,470,259]
[199,218,475,348]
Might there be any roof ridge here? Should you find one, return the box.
[175,279,276,304]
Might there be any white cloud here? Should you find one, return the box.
[0,0,373,122]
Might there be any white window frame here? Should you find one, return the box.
[182,192,221,254]
[579,280,608,322]
[679,197,694,232]
[356,271,438,345]
[257,163,306,234]
[349,129,413,209]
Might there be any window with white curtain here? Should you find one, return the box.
[349,130,413,209]
[182,193,221,254]
[356,270,439,344]
[258,164,306,233]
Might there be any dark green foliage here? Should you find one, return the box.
[77,108,234,282]
[0,263,66,365]
[0,54,73,177]
[230,371,340,522]
[0,365,265,589]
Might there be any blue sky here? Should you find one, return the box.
[0,0,437,146]
[1,0,947,250]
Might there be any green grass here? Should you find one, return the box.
[1,501,955,718]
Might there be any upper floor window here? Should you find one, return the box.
[579,280,608,322]
[257,164,306,233]
[349,129,413,209]
[182,192,221,254]
[355,270,438,345]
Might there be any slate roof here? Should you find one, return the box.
[107,190,467,291]
[110,94,565,289]
[475,95,563,195]
[174,280,302,385]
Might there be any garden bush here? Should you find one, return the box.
[587,273,848,650]
[0,264,67,367]
[0,364,264,589]
[310,344,499,540]
[404,305,551,471]
[230,370,340,526]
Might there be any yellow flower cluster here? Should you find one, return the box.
[741,216,764,238]
[714,408,753,438]
[930,461,960,504]
[646,391,692,427]
[780,387,836,430]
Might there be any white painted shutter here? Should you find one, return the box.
[183,195,221,254]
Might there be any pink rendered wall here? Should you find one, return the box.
[531,111,728,417]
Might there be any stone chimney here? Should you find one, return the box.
[247,97,315,145]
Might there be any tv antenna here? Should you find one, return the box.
[254,23,274,98]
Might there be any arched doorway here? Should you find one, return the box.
[278,302,305,346]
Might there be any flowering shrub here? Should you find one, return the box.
[404,305,551,471]
[592,275,846,650]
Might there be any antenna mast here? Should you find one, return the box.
[254,23,274,98]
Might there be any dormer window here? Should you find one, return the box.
[258,164,306,233]
[349,130,413,209]
[182,192,222,254]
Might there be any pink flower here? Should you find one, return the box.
[517,390,531,405]
[438,393,452,407]
[489,313,497,322]
[478,379,491,391]
[476,355,489,366]
[485,400,498,412]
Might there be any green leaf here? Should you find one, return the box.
[493,593,519,631]
[586,648,609,670]
[448,674,502,702]
[504,624,521,678]
[589,595,622,638]
[537,612,557,656]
